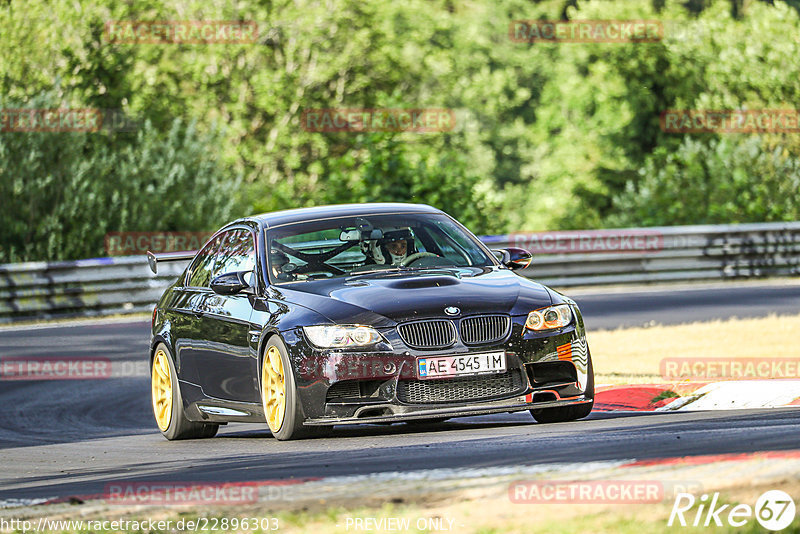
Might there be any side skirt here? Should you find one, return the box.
[180,380,265,423]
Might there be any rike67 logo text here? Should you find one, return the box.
[669,490,796,531]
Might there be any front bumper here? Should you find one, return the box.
[284,315,593,423]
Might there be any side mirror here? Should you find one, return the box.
[210,271,255,295]
[493,248,533,271]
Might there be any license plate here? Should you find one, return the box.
[417,352,506,379]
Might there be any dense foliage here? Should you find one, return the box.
[1,0,798,261]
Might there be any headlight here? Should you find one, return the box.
[525,304,573,331]
[303,325,384,348]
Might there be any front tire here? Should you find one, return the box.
[151,343,219,440]
[404,417,450,426]
[261,337,330,440]
[530,353,594,424]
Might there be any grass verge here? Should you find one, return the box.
[588,313,800,385]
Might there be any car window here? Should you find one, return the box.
[427,219,487,265]
[212,229,256,278]
[423,229,469,264]
[187,235,222,288]
[266,213,493,284]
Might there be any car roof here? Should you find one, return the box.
[243,203,444,228]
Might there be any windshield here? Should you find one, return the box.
[266,213,495,283]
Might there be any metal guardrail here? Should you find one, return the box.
[0,257,187,322]
[1,222,799,323]
[484,221,800,287]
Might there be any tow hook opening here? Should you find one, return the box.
[355,406,394,418]
[532,391,559,403]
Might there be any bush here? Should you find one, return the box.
[609,135,800,226]
[0,93,237,262]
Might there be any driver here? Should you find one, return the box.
[363,228,415,266]
[385,237,407,264]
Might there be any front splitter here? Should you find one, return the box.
[303,396,592,426]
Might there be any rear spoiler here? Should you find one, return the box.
[146,250,197,274]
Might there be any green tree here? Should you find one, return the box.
[317,134,498,234]
[2,0,800,263]
[610,136,800,226]
[0,93,236,262]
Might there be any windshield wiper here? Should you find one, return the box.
[346,265,462,278]
[346,266,409,277]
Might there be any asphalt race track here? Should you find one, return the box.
[569,280,800,329]
[1,282,799,503]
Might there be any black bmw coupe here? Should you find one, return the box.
[147,203,594,440]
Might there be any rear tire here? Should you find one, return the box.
[531,351,594,424]
[151,343,219,440]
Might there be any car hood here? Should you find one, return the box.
[275,268,552,327]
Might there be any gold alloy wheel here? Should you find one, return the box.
[262,346,286,432]
[151,349,173,432]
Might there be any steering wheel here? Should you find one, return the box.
[401,252,440,266]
